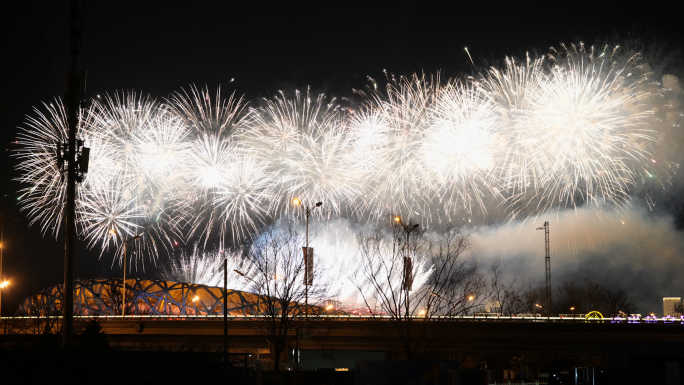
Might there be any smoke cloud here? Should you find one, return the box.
[469,204,684,315]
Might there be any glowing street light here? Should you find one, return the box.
[468,295,475,301]
[0,279,12,320]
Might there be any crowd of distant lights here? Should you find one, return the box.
[14,43,677,302]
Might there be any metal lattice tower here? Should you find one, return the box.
[536,222,551,307]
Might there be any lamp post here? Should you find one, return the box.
[292,199,322,326]
[394,216,419,318]
[109,230,141,317]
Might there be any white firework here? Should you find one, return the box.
[13,43,667,300]
[424,79,502,217]
[15,99,71,236]
[351,74,447,222]
[158,245,257,290]
[246,89,361,216]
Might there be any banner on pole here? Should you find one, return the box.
[403,257,413,291]
[303,247,314,286]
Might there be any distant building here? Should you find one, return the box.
[663,297,681,317]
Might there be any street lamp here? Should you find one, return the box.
[0,223,4,318]
[293,198,322,325]
[394,216,419,317]
[0,280,9,319]
[109,229,141,317]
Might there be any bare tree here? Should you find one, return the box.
[521,283,548,315]
[240,224,330,371]
[554,281,637,317]
[489,264,527,316]
[15,288,63,336]
[488,274,548,316]
[352,226,486,360]
[605,288,638,316]
[674,301,684,316]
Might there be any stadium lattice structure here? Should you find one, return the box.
[17,278,268,317]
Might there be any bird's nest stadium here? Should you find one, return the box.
[17,278,272,317]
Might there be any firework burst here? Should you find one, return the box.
[13,43,669,277]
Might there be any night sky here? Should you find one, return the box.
[2,0,684,316]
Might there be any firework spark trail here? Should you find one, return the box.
[15,99,70,235]
[158,245,258,290]
[170,87,273,247]
[160,220,433,304]
[310,221,432,304]
[484,44,655,222]
[424,79,502,217]
[14,44,669,294]
[244,89,362,217]
[350,74,440,221]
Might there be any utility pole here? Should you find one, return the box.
[536,221,551,311]
[62,0,89,347]
[63,0,82,347]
